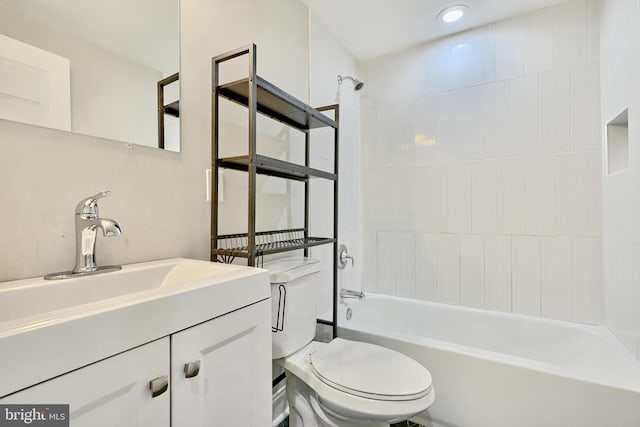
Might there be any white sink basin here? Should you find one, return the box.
[0,258,269,397]
[0,259,242,324]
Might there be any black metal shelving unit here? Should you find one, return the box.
[211,44,339,339]
[157,72,179,149]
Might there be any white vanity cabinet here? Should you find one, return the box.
[171,299,271,426]
[0,259,272,425]
[2,338,171,427]
[1,300,271,426]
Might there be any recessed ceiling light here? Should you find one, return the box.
[437,5,469,24]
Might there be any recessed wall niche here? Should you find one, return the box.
[607,108,629,175]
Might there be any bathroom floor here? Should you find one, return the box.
[278,418,420,426]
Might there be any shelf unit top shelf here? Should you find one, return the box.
[217,76,338,131]
[164,100,180,118]
[217,155,336,182]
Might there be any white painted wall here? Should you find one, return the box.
[0,0,218,282]
[309,14,361,316]
[600,0,640,359]
[0,117,206,282]
[182,0,310,245]
[181,0,360,323]
[0,0,358,288]
[360,0,603,325]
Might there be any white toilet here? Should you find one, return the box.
[265,258,435,427]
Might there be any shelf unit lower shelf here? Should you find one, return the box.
[211,229,335,262]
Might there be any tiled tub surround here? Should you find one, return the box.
[600,0,640,359]
[339,294,640,427]
[360,0,603,325]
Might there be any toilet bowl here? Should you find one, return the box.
[265,258,435,427]
[281,340,435,426]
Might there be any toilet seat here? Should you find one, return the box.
[310,338,432,401]
[280,340,435,424]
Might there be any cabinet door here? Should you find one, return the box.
[171,300,271,427]
[2,338,170,427]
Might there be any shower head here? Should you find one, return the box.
[338,74,364,91]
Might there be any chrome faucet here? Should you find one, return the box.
[73,191,122,273]
[45,191,122,280]
[340,289,365,301]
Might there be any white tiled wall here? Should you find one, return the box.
[485,235,513,312]
[360,0,603,325]
[600,0,640,359]
[541,237,572,320]
[308,14,361,316]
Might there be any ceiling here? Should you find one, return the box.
[2,0,568,68]
[303,0,568,60]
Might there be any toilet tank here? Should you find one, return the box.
[263,258,321,359]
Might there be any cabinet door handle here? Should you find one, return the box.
[184,360,201,378]
[149,375,169,398]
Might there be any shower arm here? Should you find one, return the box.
[337,74,364,91]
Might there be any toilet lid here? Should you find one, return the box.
[310,338,432,401]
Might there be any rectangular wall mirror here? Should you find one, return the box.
[0,0,181,152]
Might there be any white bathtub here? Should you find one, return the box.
[335,294,640,427]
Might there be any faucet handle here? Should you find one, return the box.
[338,244,354,269]
[75,191,111,217]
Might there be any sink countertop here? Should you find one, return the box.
[0,258,270,398]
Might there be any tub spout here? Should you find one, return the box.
[340,289,365,301]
